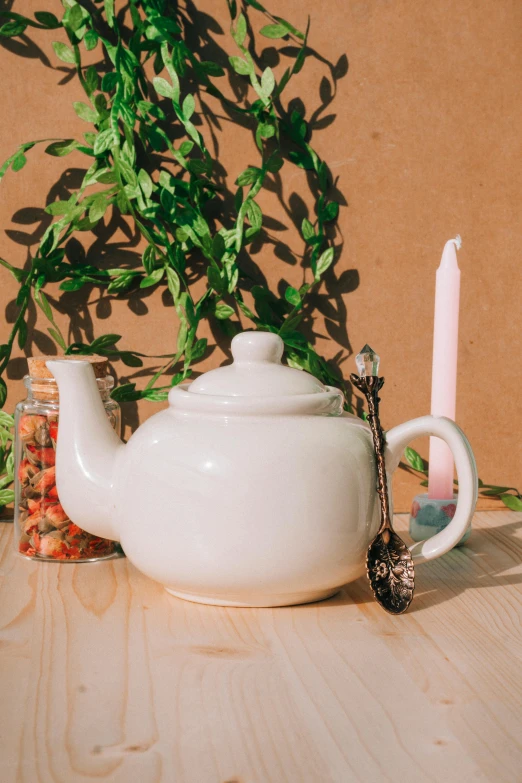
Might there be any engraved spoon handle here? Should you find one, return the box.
[351,374,391,535]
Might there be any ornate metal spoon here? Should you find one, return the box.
[351,346,415,614]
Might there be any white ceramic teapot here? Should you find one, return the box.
[47,332,477,607]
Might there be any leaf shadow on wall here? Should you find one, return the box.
[2,2,356,432]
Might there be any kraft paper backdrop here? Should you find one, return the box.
[0,0,520,511]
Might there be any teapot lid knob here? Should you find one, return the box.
[231,331,284,365]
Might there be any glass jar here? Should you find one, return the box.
[14,355,121,562]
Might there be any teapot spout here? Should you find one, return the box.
[46,360,123,541]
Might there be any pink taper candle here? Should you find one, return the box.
[428,236,462,499]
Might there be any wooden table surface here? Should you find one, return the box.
[1,510,521,783]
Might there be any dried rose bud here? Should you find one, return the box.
[27,445,55,468]
[18,458,37,485]
[25,444,42,468]
[48,418,58,442]
[37,515,54,534]
[22,484,40,500]
[34,423,52,447]
[24,511,41,534]
[31,466,56,495]
[47,485,59,502]
[35,534,67,559]
[27,498,41,514]
[44,503,69,529]
[19,414,47,441]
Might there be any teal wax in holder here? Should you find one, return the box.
[409,493,471,546]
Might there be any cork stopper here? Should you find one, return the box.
[28,355,109,381]
[26,355,110,401]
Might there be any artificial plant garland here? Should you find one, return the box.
[0,0,520,513]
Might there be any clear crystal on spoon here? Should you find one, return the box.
[355,344,380,377]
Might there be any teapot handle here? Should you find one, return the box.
[385,415,478,563]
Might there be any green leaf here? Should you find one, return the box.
[59,278,85,292]
[215,303,235,320]
[105,0,115,28]
[229,56,251,75]
[0,411,14,428]
[138,168,153,198]
[89,195,109,223]
[35,290,53,320]
[179,140,194,156]
[233,13,247,46]
[500,494,522,511]
[261,67,275,96]
[34,12,61,29]
[212,234,226,260]
[288,148,314,170]
[45,139,79,157]
[315,246,335,278]
[45,199,73,216]
[266,155,284,173]
[301,218,314,241]
[90,334,122,351]
[73,102,98,123]
[140,268,164,288]
[64,4,85,33]
[257,123,275,140]
[107,273,135,294]
[259,23,289,39]
[142,245,156,275]
[84,29,98,51]
[102,72,118,92]
[153,77,175,99]
[481,487,511,496]
[111,383,142,402]
[182,94,195,121]
[246,200,262,230]
[11,153,27,172]
[236,167,259,187]
[118,158,138,187]
[198,61,225,77]
[52,41,76,64]
[0,378,6,409]
[285,286,301,307]
[0,21,27,38]
[48,327,67,351]
[85,65,99,95]
[93,128,116,156]
[0,489,14,506]
[118,352,143,368]
[189,338,207,362]
[322,201,339,221]
[166,267,181,302]
[142,389,169,402]
[18,319,27,349]
[187,159,209,176]
[404,446,427,474]
[207,267,224,295]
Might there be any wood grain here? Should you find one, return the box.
[0,511,521,782]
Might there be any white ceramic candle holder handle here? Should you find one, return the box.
[385,415,478,563]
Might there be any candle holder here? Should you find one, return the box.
[409,493,471,545]
[351,345,415,615]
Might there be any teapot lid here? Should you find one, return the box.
[169,331,344,416]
